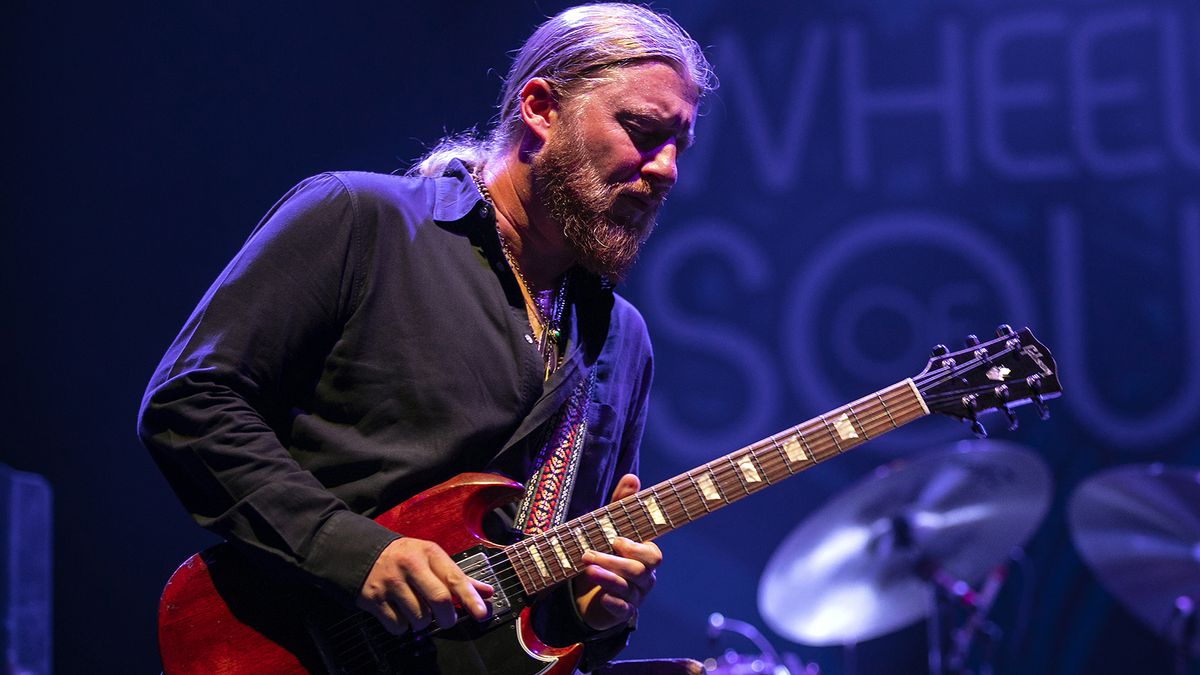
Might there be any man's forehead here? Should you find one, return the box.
[593,63,699,123]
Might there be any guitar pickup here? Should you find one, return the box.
[455,550,512,618]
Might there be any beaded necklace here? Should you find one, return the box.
[471,170,569,377]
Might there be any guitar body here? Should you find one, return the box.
[158,473,583,674]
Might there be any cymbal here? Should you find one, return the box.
[1069,464,1200,651]
[759,440,1052,646]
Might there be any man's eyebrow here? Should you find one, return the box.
[619,109,690,128]
[618,110,695,147]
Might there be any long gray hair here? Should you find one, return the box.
[410,3,715,177]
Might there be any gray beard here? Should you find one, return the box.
[532,126,660,282]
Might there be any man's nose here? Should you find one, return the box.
[641,142,678,190]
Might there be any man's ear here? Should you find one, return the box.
[518,78,558,144]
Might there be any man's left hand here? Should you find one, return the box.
[572,473,662,631]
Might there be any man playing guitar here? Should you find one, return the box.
[139,4,716,672]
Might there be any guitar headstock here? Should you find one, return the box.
[914,325,1062,437]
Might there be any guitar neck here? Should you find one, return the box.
[505,378,931,595]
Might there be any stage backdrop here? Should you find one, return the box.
[5,1,1198,673]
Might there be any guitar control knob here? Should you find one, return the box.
[930,344,949,357]
[965,334,980,347]
[995,324,1015,337]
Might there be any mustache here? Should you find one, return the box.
[610,182,668,209]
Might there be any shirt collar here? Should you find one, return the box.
[432,158,488,223]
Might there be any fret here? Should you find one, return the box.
[643,491,671,528]
[725,456,751,495]
[617,500,642,541]
[794,426,815,462]
[747,447,772,485]
[876,392,898,428]
[596,513,618,544]
[695,470,727,504]
[587,514,605,550]
[770,435,798,471]
[846,405,870,440]
[686,474,712,513]
[527,541,549,579]
[506,547,532,593]
[548,535,572,571]
[572,525,590,556]
[541,538,564,577]
[735,452,765,488]
[819,414,845,454]
[671,481,694,521]
[635,494,661,534]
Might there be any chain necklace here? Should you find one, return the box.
[471,169,569,376]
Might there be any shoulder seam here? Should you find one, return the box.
[323,172,368,317]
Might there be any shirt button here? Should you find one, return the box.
[478,204,491,219]
[524,334,534,344]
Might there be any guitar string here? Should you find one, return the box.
[445,343,1030,597]
[320,394,934,658]
[331,389,919,610]
[321,343,1030,654]
[329,398,936,671]
[323,343,1041,664]
[333,365,1017,670]
[324,396,932,669]
[331,341,1041,648]
[320,393,923,655]
[329,389,932,629]
[333,343,1024,634]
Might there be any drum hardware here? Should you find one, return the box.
[1069,464,1200,675]
[922,557,1012,675]
[702,612,818,675]
[758,440,1052,674]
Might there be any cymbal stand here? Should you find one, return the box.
[919,558,1008,675]
[1170,596,1197,675]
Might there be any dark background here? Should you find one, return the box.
[6,1,1199,673]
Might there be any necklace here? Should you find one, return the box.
[471,169,569,376]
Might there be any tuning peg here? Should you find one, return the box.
[1027,375,1042,392]
[960,394,988,438]
[965,334,980,347]
[971,419,988,438]
[1032,395,1051,421]
[1003,406,1019,431]
[930,344,949,357]
[995,324,1015,337]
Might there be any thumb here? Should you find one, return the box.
[610,473,641,502]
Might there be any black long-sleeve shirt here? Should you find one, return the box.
[138,161,653,660]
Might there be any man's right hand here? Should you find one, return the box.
[356,537,493,635]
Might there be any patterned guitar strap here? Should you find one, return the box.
[514,368,598,536]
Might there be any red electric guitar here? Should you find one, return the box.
[157,325,1061,674]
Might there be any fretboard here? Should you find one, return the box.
[504,378,931,595]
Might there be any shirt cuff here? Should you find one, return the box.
[303,509,403,602]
